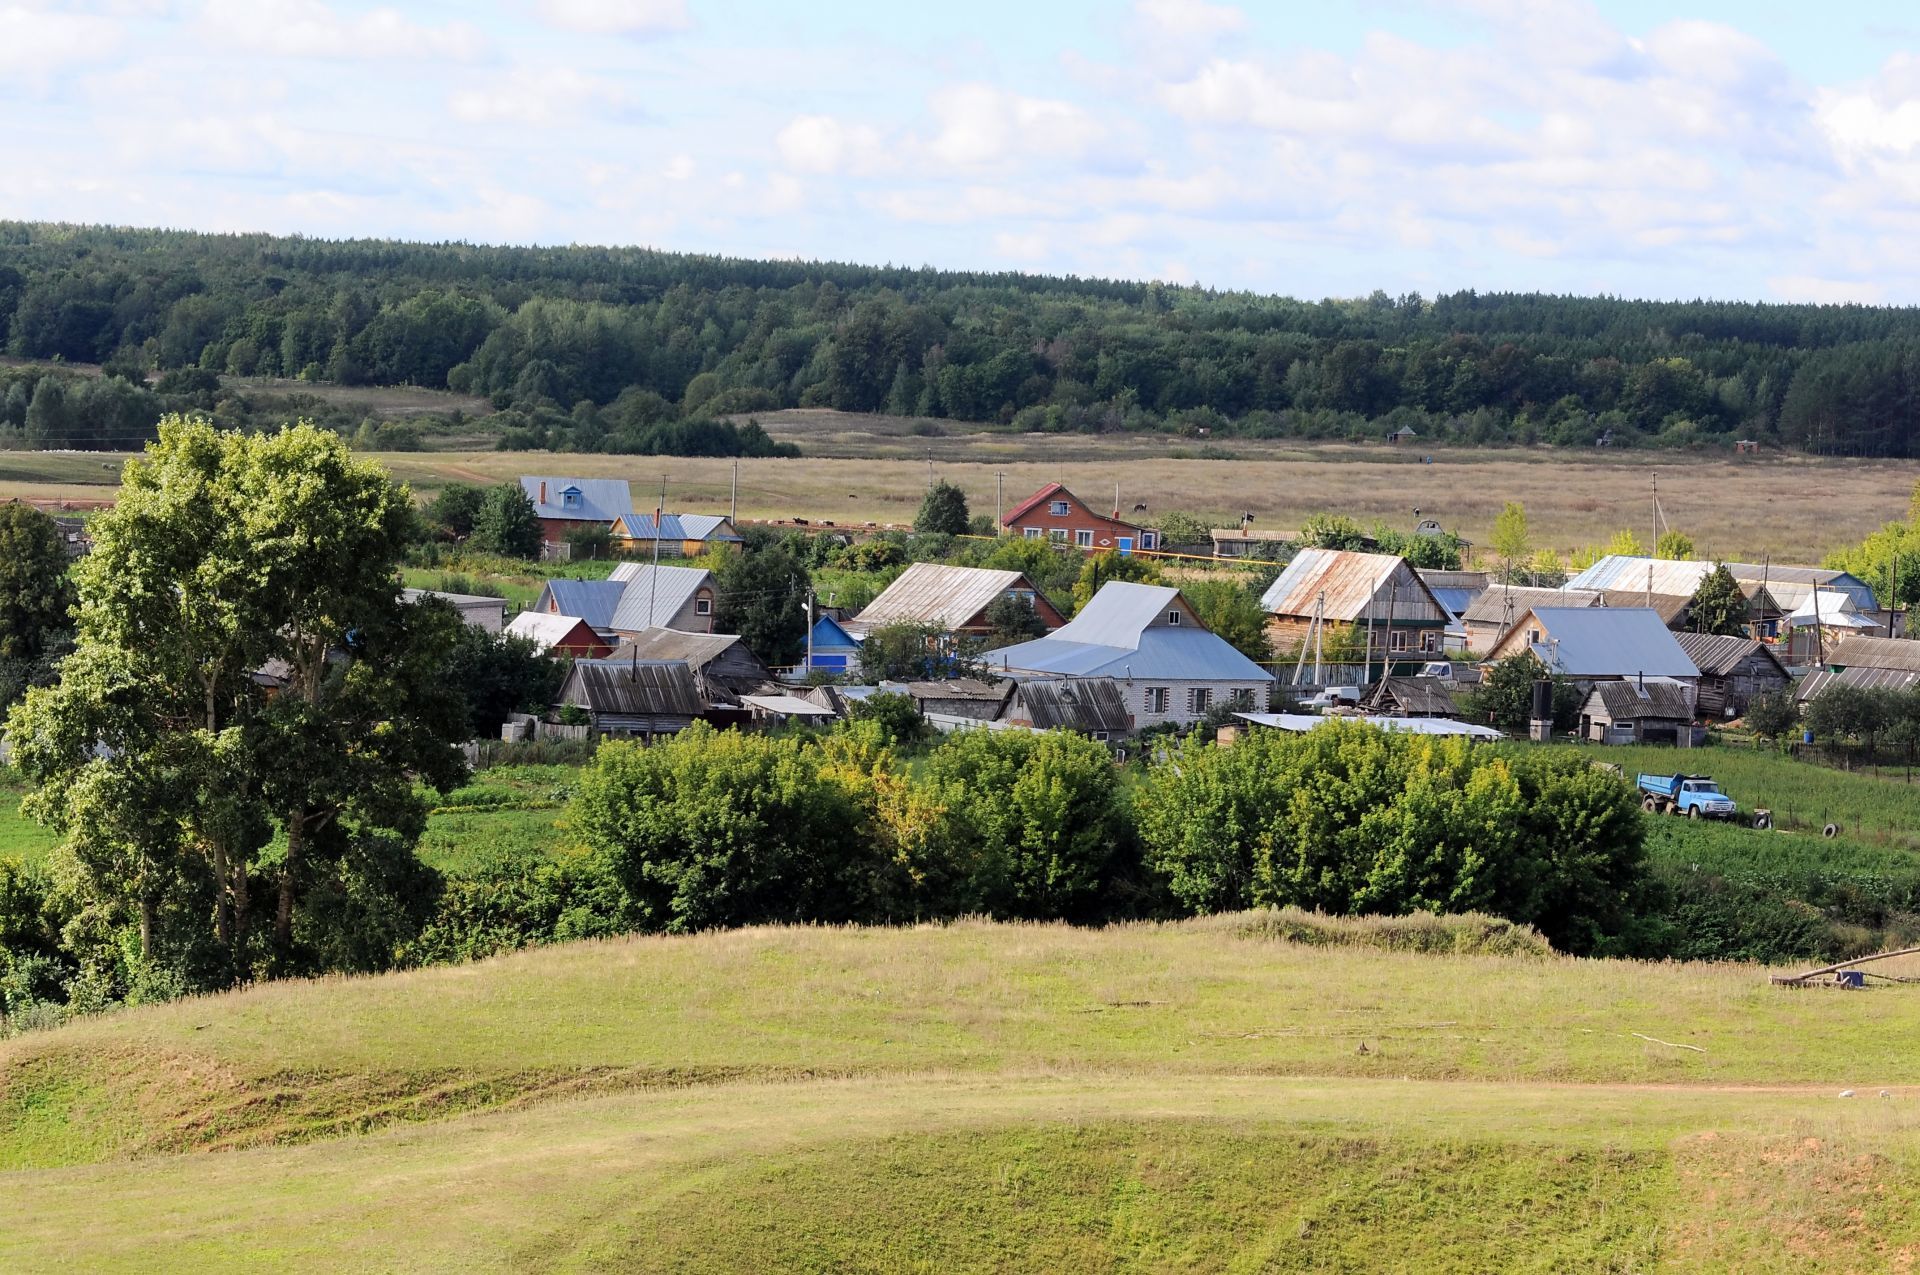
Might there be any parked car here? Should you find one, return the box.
[1301,686,1361,712]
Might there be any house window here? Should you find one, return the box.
[695,597,712,616]
[1010,589,1034,604]
[1146,686,1171,714]
[1024,527,1042,539]
[1075,529,1094,548]
[1049,528,1068,542]
[1141,532,1158,550]
[1422,631,1438,653]
[1167,610,1182,625]
[1049,500,1071,516]
[562,489,582,510]
[1188,687,1213,713]
[1231,687,1255,708]
[1390,630,1408,651]
[1091,731,1109,742]
[1527,628,1541,645]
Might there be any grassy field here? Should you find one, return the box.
[0,768,58,871]
[4,917,1920,1270]
[4,417,1917,560]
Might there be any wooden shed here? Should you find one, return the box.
[1579,678,1697,745]
[1673,630,1790,719]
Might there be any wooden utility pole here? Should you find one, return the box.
[729,458,738,524]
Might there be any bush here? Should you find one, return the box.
[1198,907,1553,957]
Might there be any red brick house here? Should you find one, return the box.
[1001,483,1158,554]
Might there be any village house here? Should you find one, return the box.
[505,611,614,659]
[1565,554,1880,637]
[885,679,1014,723]
[519,477,635,552]
[1001,482,1159,553]
[1797,633,1920,702]
[604,628,772,707]
[1259,548,1452,664]
[400,587,509,634]
[1483,606,1700,701]
[1461,585,1601,654]
[986,581,1274,729]
[1672,630,1790,719]
[999,678,1133,740]
[608,512,743,558]
[1579,678,1699,745]
[1209,527,1293,560]
[553,658,703,739]
[846,562,1066,639]
[529,564,720,640]
[805,613,864,676]
[1359,676,1464,718]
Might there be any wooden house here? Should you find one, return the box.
[1460,586,1600,654]
[1579,678,1697,745]
[1359,676,1463,718]
[554,659,702,738]
[608,512,743,558]
[847,563,1066,638]
[1672,631,1790,718]
[1259,549,1451,665]
[1000,678,1133,739]
[1001,482,1159,553]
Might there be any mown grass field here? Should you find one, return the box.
[0,768,57,870]
[4,917,1920,1271]
[5,417,1918,559]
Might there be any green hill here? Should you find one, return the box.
[4,914,1920,1271]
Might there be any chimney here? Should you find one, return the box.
[539,480,547,504]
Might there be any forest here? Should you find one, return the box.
[4,220,1920,455]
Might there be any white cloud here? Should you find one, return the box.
[535,0,689,36]
[449,69,634,126]
[1768,274,1883,304]
[1135,0,1245,39]
[775,115,887,175]
[199,0,485,60]
[926,83,1103,167]
[0,6,126,75]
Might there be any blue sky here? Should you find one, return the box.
[11,0,1920,302]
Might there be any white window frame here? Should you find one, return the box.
[1075,529,1094,548]
[1146,686,1170,714]
[1390,630,1409,651]
[1024,527,1042,539]
[1141,531,1158,549]
[1422,631,1438,653]
[1166,610,1182,626]
[1049,528,1068,543]
[1049,500,1071,516]
[695,597,712,616]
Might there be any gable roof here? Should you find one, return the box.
[536,578,625,630]
[1260,548,1442,622]
[561,659,703,716]
[1566,554,1878,613]
[519,477,635,523]
[809,613,862,651]
[605,563,714,631]
[605,627,765,677]
[1361,676,1462,716]
[505,611,600,653]
[848,562,1050,633]
[1598,589,1693,625]
[1586,678,1696,721]
[987,582,1274,683]
[1002,481,1136,528]
[1827,634,1920,673]
[611,513,742,542]
[1006,678,1132,732]
[1500,606,1699,679]
[1462,586,1599,626]
[1798,665,1920,700]
[1673,630,1788,679]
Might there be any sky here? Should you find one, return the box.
[13,0,1920,303]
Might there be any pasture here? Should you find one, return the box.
[5,917,1920,1270]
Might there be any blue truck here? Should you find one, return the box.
[1636,773,1740,821]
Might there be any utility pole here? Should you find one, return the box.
[730,458,738,525]
[926,447,934,490]
[647,474,663,630]
[805,588,815,673]
[996,470,1004,530]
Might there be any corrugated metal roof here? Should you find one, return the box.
[1054,581,1183,645]
[1235,712,1504,739]
[1567,555,1879,613]
[506,611,595,652]
[1586,678,1695,721]
[535,579,624,629]
[1361,676,1461,716]
[739,693,837,717]
[400,587,507,609]
[1463,586,1598,626]
[520,477,634,523]
[1508,607,1700,678]
[1798,666,1920,699]
[988,627,1273,683]
[1008,678,1131,732]
[562,659,703,715]
[1828,634,1920,673]
[613,513,742,542]
[605,564,713,631]
[1598,590,1693,624]
[1565,555,1713,596]
[605,627,744,669]
[1673,630,1785,678]
[1260,549,1442,622]
[849,562,1046,632]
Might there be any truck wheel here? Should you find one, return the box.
[1688,806,1701,820]
[1824,823,1840,839]
[1642,796,1658,813]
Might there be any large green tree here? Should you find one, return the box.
[1688,562,1749,636]
[712,537,811,666]
[914,480,969,536]
[0,503,73,660]
[469,483,542,558]
[5,418,468,983]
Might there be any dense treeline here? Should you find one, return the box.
[7,221,1920,454]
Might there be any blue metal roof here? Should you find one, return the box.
[1429,587,1479,621]
[1521,606,1699,679]
[989,629,1273,683]
[536,579,625,629]
[617,513,742,542]
[520,477,634,523]
[810,614,862,652]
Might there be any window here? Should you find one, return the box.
[1188,687,1213,714]
[562,489,582,510]
[1422,631,1438,653]
[1231,687,1256,708]
[1024,527,1042,539]
[1389,630,1408,651]
[1010,589,1034,604]
[1075,529,1094,548]
[1049,500,1071,516]
[1141,531,1158,549]
[1527,628,1541,646]
[1091,731,1109,742]
[1146,687,1171,714]
[1049,528,1068,542]
[695,597,712,616]
[1166,610,1182,625]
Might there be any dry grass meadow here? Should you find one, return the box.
[5,917,1920,1271]
[4,408,1915,560]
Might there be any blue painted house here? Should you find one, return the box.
[807,614,863,675]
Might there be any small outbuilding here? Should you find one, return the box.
[1672,630,1790,718]
[554,658,703,738]
[1579,678,1698,746]
[506,611,614,659]
[1000,678,1133,739]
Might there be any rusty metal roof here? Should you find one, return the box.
[849,563,1050,632]
[1260,548,1443,623]
[1007,677,1131,732]
[562,659,704,716]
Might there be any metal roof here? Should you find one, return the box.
[400,587,507,610]
[604,564,714,631]
[1564,555,1713,596]
[1054,581,1184,644]
[535,579,625,629]
[519,477,634,523]
[506,611,596,652]
[612,512,742,542]
[988,627,1273,683]
[739,693,837,717]
[1507,606,1700,679]
[1007,678,1131,732]
[1462,586,1598,626]
[890,678,1012,702]
[1259,549,1441,622]
[605,627,754,673]
[1672,631,1786,679]
[561,659,703,716]
[1784,591,1875,627]
[1567,555,1878,613]
[1798,665,1920,700]
[1234,712,1504,740]
[1585,678,1696,721]
[1827,634,1920,673]
[849,562,1049,632]
[1598,590,1693,624]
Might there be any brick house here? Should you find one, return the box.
[1001,482,1158,554]
[519,477,635,550]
